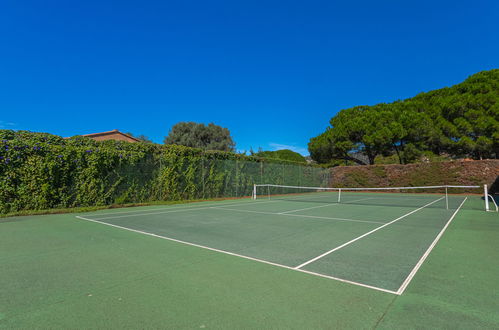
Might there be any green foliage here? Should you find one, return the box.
[254,149,307,163]
[164,122,236,152]
[343,171,370,186]
[125,132,153,143]
[309,69,499,165]
[0,130,325,214]
[374,154,400,165]
[375,151,451,164]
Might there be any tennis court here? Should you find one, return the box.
[76,185,482,295]
[2,185,498,328]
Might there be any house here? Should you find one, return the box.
[80,129,141,143]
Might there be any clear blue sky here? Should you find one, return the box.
[1,1,498,155]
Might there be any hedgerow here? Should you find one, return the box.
[0,130,326,213]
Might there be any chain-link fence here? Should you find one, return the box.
[76,157,329,208]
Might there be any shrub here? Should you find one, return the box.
[0,130,326,213]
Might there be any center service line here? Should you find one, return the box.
[294,196,445,269]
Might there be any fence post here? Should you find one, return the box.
[445,186,449,210]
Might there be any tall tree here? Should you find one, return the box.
[309,105,400,165]
[164,122,236,152]
[254,149,307,163]
[125,132,153,143]
[309,69,499,165]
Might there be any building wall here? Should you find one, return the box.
[86,132,139,143]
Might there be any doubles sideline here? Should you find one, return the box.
[396,197,467,294]
[294,196,445,269]
[83,199,276,221]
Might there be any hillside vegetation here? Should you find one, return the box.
[254,149,307,164]
[309,69,499,165]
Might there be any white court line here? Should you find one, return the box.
[277,194,339,202]
[396,197,467,295]
[75,215,398,295]
[86,200,276,221]
[81,199,274,217]
[275,194,436,206]
[210,207,385,225]
[278,203,338,214]
[278,197,376,214]
[294,196,445,269]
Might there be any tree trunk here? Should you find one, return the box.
[393,143,402,164]
[365,147,376,165]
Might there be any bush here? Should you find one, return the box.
[254,149,307,163]
[0,130,326,213]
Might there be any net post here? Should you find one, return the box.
[235,159,239,198]
[484,184,489,212]
[445,186,449,210]
[267,185,270,200]
[252,184,256,200]
[338,188,341,203]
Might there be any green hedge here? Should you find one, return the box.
[0,130,327,213]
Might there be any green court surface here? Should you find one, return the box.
[1,194,498,328]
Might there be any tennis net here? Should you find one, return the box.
[252,184,483,210]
